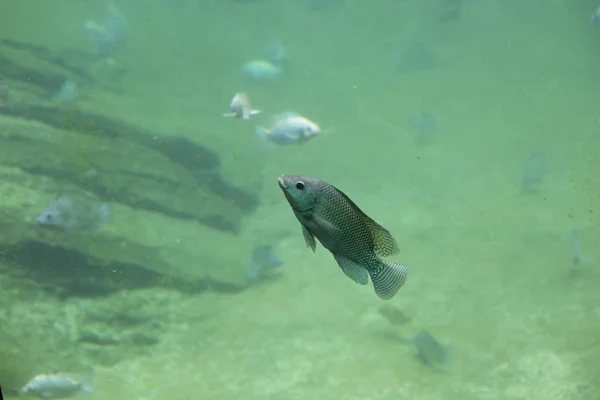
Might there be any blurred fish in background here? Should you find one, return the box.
[223,92,261,120]
[590,4,600,26]
[307,0,346,13]
[263,41,287,65]
[395,41,438,72]
[438,0,463,23]
[245,245,285,283]
[377,304,413,326]
[410,112,439,145]
[53,79,80,105]
[0,84,9,106]
[410,330,451,370]
[36,191,111,232]
[21,373,93,399]
[84,21,114,57]
[570,230,591,266]
[106,4,128,44]
[242,59,282,81]
[520,151,548,193]
[84,4,128,57]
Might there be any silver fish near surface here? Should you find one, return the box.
[255,113,320,145]
[21,373,93,399]
[223,92,261,120]
[277,175,409,300]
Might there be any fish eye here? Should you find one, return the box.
[45,214,53,221]
[295,181,305,190]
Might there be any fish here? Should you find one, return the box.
[264,41,286,64]
[0,84,8,106]
[571,230,591,265]
[409,330,450,369]
[241,59,282,80]
[223,92,261,120]
[36,192,111,231]
[439,0,462,22]
[377,304,413,325]
[308,0,346,13]
[591,5,600,26]
[84,21,114,56]
[277,175,409,300]
[21,373,93,399]
[395,41,438,72]
[53,80,80,104]
[521,151,548,193]
[106,4,127,44]
[245,245,285,282]
[255,113,321,145]
[410,112,438,145]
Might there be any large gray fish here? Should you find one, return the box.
[277,174,409,300]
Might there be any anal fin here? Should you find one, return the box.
[334,255,369,285]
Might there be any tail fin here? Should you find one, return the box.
[255,125,269,140]
[255,125,276,149]
[370,261,408,300]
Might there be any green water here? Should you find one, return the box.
[1,0,599,399]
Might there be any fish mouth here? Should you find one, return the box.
[277,175,287,189]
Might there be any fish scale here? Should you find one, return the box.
[278,174,409,300]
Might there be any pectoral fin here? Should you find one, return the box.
[312,214,340,234]
[301,224,316,252]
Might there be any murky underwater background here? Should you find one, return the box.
[0,0,599,399]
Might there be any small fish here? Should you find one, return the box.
[241,59,282,80]
[410,112,438,145]
[591,5,600,26]
[571,230,591,265]
[277,175,409,300]
[36,192,111,231]
[245,245,285,282]
[106,4,127,43]
[84,21,114,56]
[223,92,261,120]
[53,80,80,104]
[439,0,462,22]
[309,0,346,13]
[410,330,450,369]
[521,151,548,192]
[377,304,412,325]
[21,373,93,399]
[264,41,286,64]
[395,41,438,72]
[256,113,321,145]
[0,84,8,106]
